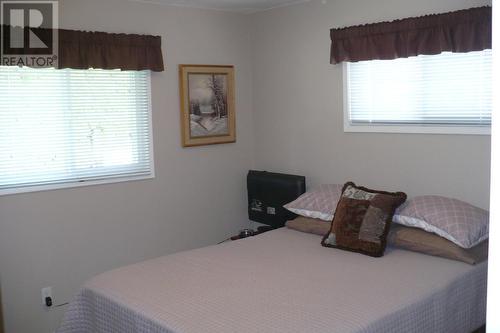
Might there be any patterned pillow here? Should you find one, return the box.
[283,184,343,221]
[322,182,407,257]
[393,196,489,249]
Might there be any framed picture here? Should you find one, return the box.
[179,65,236,147]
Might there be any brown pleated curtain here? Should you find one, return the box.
[1,26,165,71]
[330,6,492,64]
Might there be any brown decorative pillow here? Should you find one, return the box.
[322,182,407,257]
[388,224,488,265]
[286,216,331,236]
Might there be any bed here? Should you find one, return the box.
[57,228,487,333]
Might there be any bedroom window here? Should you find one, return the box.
[344,50,492,135]
[0,66,154,195]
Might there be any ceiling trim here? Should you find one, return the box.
[257,0,311,14]
[127,0,311,14]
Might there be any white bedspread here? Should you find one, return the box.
[58,228,487,333]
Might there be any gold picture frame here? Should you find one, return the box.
[179,65,236,147]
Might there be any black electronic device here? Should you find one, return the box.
[247,170,306,228]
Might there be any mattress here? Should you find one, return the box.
[57,228,487,333]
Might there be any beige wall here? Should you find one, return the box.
[252,0,492,209]
[0,1,255,332]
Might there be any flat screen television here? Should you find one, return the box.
[247,170,306,228]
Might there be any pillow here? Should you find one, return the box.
[322,182,407,257]
[283,184,343,221]
[388,224,488,265]
[393,196,489,249]
[286,216,330,236]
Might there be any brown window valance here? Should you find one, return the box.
[330,6,491,64]
[59,29,164,71]
[1,27,165,71]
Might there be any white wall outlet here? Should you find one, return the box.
[41,287,52,307]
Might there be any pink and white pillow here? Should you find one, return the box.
[283,184,343,221]
[393,196,489,249]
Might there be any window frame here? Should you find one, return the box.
[0,70,155,196]
[342,61,492,136]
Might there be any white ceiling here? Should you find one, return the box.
[132,0,311,14]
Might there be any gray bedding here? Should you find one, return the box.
[58,228,487,333]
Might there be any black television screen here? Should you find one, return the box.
[247,170,306,228]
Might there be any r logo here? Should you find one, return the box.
[1,0,58,67]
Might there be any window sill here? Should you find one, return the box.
[344,124,491,135]
[0,173,155,196]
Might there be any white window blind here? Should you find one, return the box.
[0,66,153,194]
[345,50,492,134]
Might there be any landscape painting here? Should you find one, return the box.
[179,65,236,147]
[188,73,229,137]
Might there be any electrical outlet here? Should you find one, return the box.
[41,287,52,307]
